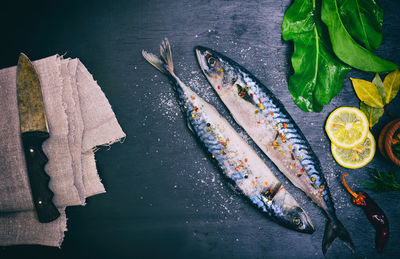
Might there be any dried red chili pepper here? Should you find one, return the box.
[342,174,389,253]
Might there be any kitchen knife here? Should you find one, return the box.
[16,53,60,223]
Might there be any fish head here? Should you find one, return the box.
[195,46,239,94]
[287,207,315,234]
[271,203,315,234]
[260,190,315,234]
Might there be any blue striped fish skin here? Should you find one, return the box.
[195,46,354,253]
[142,39,314,233]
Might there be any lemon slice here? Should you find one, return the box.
[325,107,369,149]
[331,131,375,169]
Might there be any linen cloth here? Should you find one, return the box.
[0,55,125,247]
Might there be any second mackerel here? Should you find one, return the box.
[196,46,354,254]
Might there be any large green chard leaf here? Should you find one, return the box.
[338,0,383,51]
[321,0,398,72]
[282,0,351,112]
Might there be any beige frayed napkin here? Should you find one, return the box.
[0,55,125,247]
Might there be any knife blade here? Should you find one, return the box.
[16,53,60,223]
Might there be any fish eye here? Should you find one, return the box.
[207,56,217,67]
[293,217,301,225]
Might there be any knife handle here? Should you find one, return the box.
[21,131,60,223]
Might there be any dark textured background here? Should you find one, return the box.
[1,0,400,258]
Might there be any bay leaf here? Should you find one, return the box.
[383,69,400,104]
[372,73,385,101]
[360,102,384,128]
[351,78,384,108]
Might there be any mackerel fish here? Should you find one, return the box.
[195,47,354,254]
[143,38,314,233]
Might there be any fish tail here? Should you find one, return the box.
[322,218,355,255]
[160,38,174,73]
[142,37,174,74]
[142,49,168,74]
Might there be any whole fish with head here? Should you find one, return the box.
[195,46,354,254]
[142,38,314,233]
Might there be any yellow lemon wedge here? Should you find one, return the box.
[325,107,369,149]
[331,131,375,169]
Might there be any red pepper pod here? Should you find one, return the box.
[343,174,389,253]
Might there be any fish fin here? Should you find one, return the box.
[142,50,168,74]
[186,119,194,133]
[160,37,174,73]
[322,219,355,255]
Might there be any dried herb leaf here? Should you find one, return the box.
[360,102,384,128]
[383,69,400,104]
[351,78,384,108]
[372,73,385,101]
[282,0,351,112]
[337,0,383,51]
[321,0,398,72]
[354,72,398,129]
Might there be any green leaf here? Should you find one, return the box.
[383,69,400,104]
[282,0,351,112]
[372,73,385,101]
[321,0,398,72]
[351,78,384,108]
[360,102,384,128]
[337,0,383,51]
[361,169,400,193]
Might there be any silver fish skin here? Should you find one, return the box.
[143,38,314,234]
[195,46,354,254]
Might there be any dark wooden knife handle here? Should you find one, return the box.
[21,131,60,223]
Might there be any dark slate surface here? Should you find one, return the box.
[1,0,400,258]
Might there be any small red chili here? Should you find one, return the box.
[342,174,389,253]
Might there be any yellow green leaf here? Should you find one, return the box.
[351,78,384,108]
[360,102,384,129]
[372,73,385,100]
[383,69,400,104]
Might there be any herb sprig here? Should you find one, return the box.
[361,169,400,193]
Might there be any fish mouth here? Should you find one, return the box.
[195,46,210,75]
[195,45,212,56]
[194,45,209,54]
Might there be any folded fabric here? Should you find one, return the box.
[0,55,125,247]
